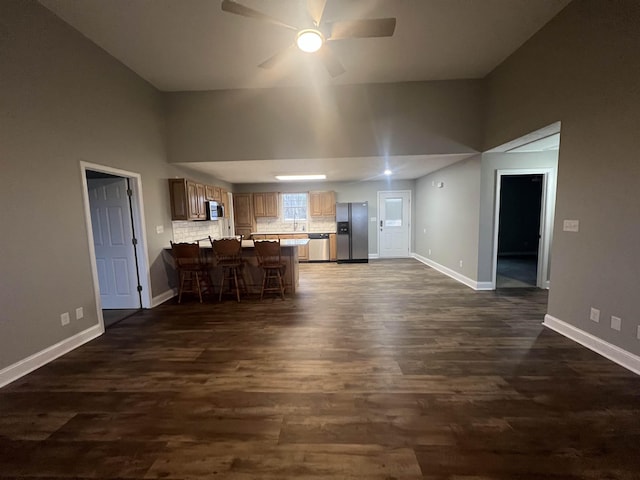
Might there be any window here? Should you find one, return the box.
[282,193,308,222]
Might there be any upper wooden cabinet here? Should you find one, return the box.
[253,192,279,217]
[309,191,336,217]
[169,178,207,221]
[233,193,253,227]
[220,188,230,218]
[205,185,222,202]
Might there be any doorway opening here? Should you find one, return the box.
[492,169,554,289]
[80,162,151,329]
[497,174,542,287]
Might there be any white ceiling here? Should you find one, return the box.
[180,153,478,184]
[40,0,570,183]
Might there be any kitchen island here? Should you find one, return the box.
[168,238,309,296]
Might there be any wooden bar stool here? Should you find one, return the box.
[170,241,212,303]
[254,240,286,300]
[210,236,247,302]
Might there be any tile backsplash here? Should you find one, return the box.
[171,219,229,243]
[255,216,336,233]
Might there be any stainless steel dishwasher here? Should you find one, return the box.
[307,233,330,262]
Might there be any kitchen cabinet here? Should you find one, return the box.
[309,191,336,217]
[205,185,222,202]
[233,193,254,237]
[253,192,279,217]
[279,234,309,261]
[220,188,230,218]
[168,178,207,220]
[329,233,337,261]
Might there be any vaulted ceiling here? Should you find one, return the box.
[40,0,568,182]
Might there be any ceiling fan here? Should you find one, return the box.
[221,0,396,77]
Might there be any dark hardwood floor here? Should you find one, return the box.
[1,259,639,479]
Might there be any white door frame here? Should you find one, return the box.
[492,168,556,289]
[377,190,412,258]
[80,162,152,327]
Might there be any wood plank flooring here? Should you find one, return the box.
[1,259,639,479]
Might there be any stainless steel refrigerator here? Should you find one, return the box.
[336,202,369,263]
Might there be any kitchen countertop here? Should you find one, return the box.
[242,239,309,247]
[168,239,309,249]
[251,232,336,235]
[201,239,309,248]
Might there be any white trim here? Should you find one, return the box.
[368,253,379,259]
[543,314,640,376]
[0,324,104,388]
[152,288,177,308]
[492,168,555,290]
[413,253,492,291]
[80,162,153,327]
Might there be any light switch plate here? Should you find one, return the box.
[156,225,164,234]
[563,219,579,232]
[590,307,600,322]
[60,312,70,326]
[76,307,84,320]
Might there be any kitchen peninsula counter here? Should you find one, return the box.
[167,238,309,296]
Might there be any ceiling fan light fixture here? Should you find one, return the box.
[296,29,324,53]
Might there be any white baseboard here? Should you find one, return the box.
[412,253,492,291]
[543,314,640,376]
[368,254,379,259]
[152,288,176,307]
[0,323,104,388]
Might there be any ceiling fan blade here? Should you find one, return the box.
[306,0,327,26]
[328,17,397,40]
[317,46,345,77]
[221,0,299,31]
[258,44,296,70]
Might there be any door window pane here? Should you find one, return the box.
[384,198,402,227]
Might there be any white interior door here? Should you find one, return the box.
[378,191,411,258]
[88,177,140,309]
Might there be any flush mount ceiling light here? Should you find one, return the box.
[384,169,393,176]
[275,174,327,181]
[296,29,324,53]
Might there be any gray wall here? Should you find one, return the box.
[484,0,640,354]
[236,180,415,255]
[165,80,484,162]
[0,1,217,370]
[414,156,482,280]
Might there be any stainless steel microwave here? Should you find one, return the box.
[206,201,224,220]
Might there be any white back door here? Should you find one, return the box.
[88,177,140,309]
[378,191,411,258]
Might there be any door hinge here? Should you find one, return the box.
[132,237,138,245]
[137,285,143,292]
[127,188,133,197]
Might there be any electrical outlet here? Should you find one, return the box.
[611,316,621,331]
[459,260,463,268]
[563,219,579,232]
[428,248,431,256]
[156,225,164,234]
[75,307,84,320]
[60,312,70,326]
[589,307,600,323]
